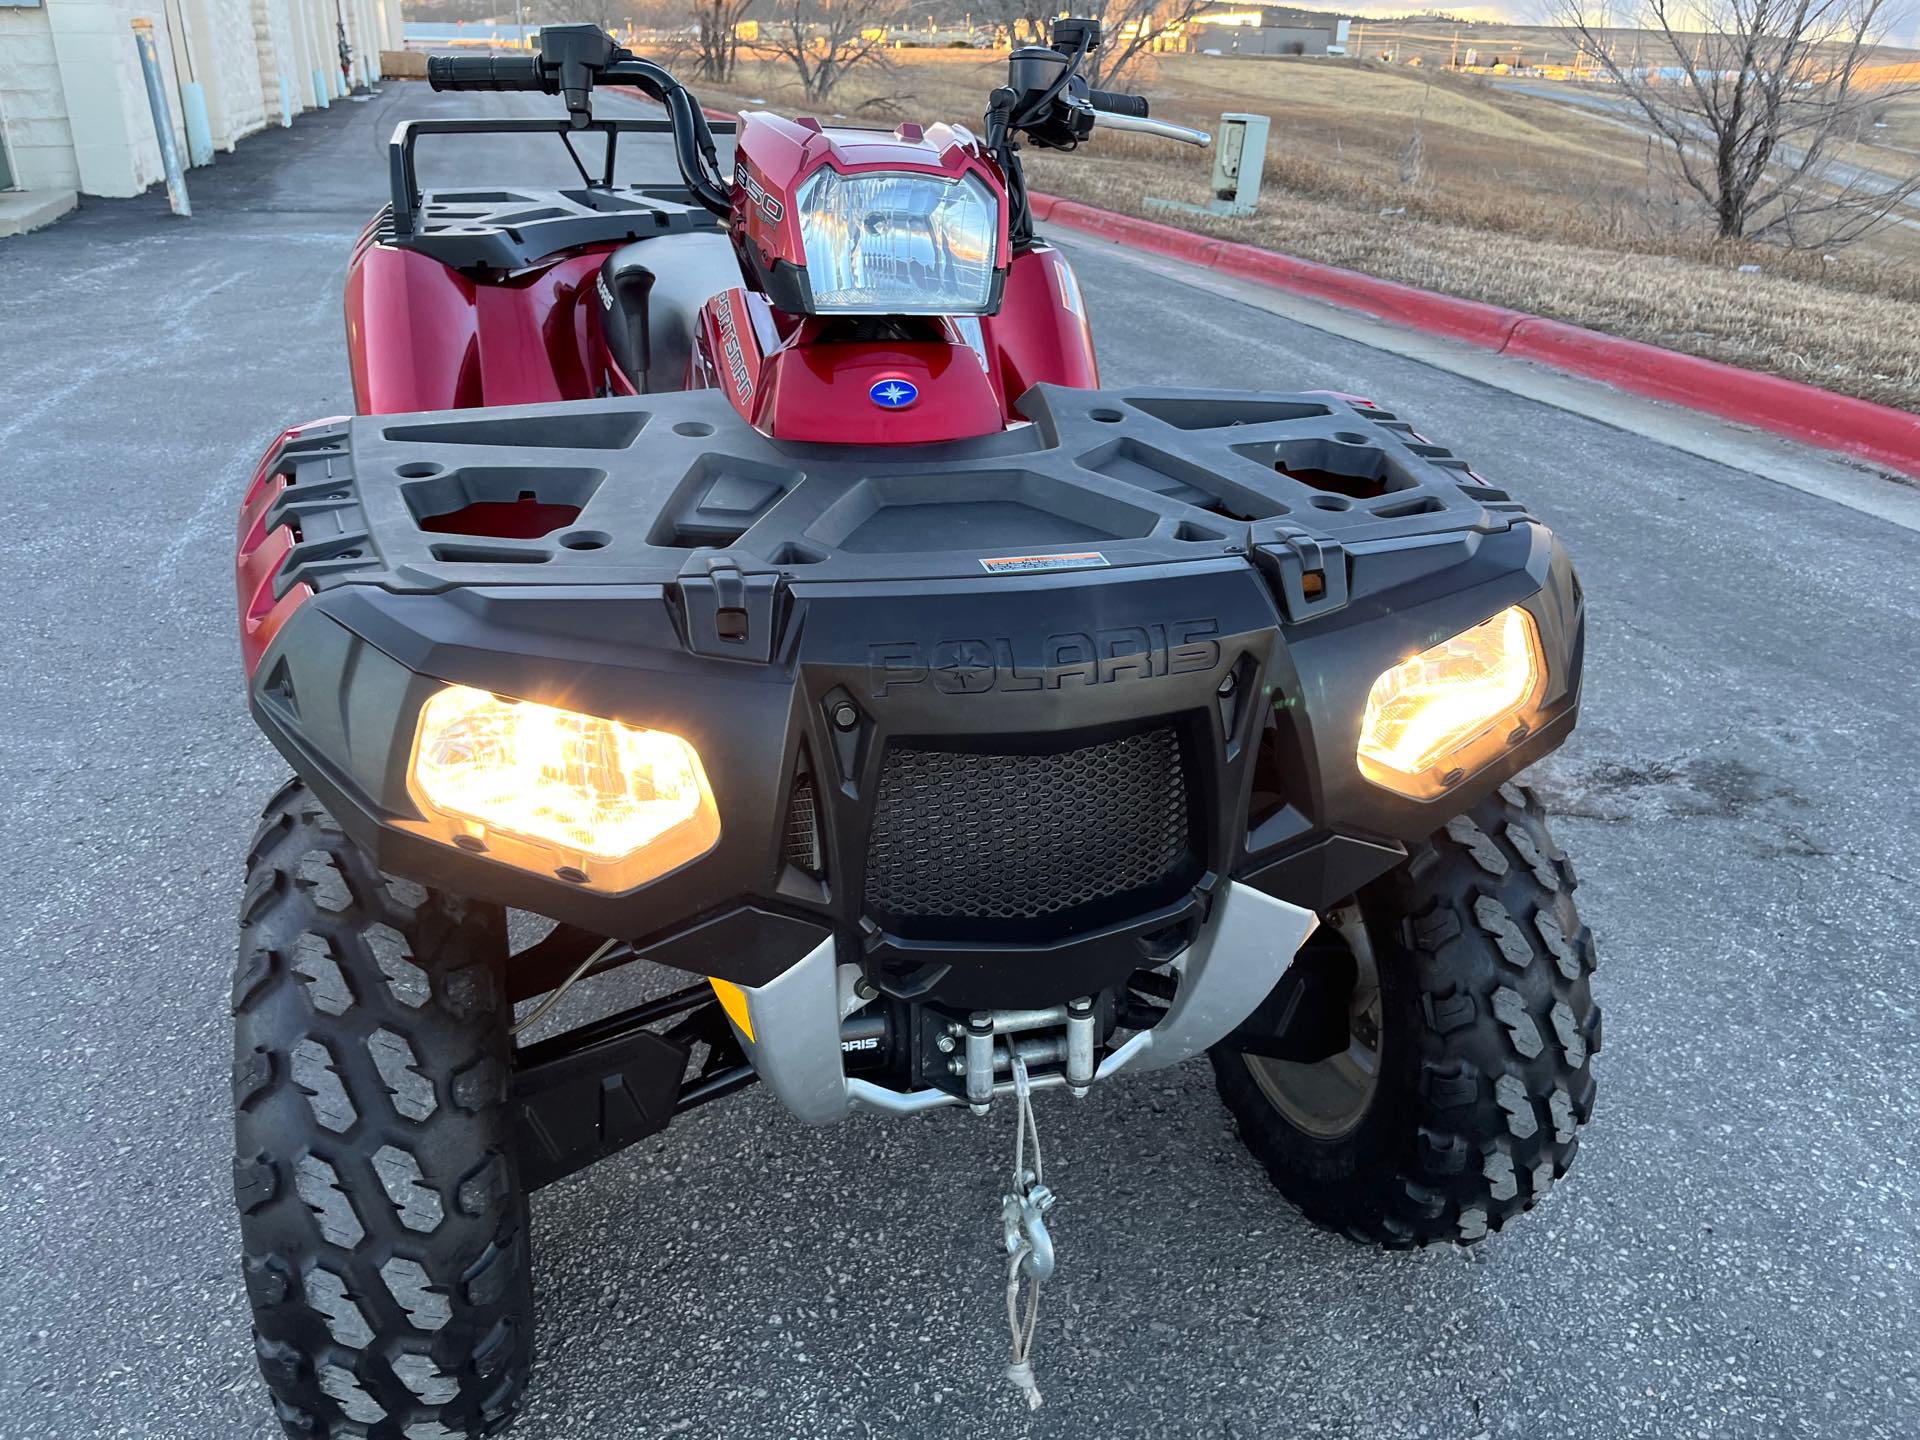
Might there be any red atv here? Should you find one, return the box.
[232,23,1599,1436]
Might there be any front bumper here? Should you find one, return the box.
[243,386,1584,1009]
[723,882,1320,1122]
[252,518,1581,1006]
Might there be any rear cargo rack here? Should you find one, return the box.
[386,116,735,270]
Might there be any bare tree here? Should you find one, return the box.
[686,0,756,80]
[967,0,1204,85]
[532,0,644,41]
[1553,0,1920,248]
[1398,83,1431,188]
[973,0,1051,47]
[754,0,902,101]
[1076,0,1210,89]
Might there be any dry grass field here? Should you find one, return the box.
[1861,78,1920,167]
[687,47,1920,412]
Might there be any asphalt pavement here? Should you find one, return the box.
[1,82,1916,1440]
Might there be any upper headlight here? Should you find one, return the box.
[795,168,1000,315]
[408,685,720,885]
[1357,606,1545,796]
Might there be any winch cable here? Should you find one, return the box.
[1001,1054,1056,1411]
[510,937,618,1039]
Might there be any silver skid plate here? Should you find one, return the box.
[723,883,1318,1124]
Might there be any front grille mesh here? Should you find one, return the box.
[785,776,823,876]
[864,728,1190,923]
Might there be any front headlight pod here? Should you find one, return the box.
[408,685,720,888]
[795,168,1000,315]
[1357,605,1546,797]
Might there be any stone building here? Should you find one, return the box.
[0,0,402,223]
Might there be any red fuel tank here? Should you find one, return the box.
[694,289,1010,446]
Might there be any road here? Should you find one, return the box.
[1492,79,1920,227]
[1,83,1916,1440]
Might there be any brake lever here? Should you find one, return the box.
[1092,111,1212,146]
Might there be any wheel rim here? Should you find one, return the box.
[1242,903,1383,1140]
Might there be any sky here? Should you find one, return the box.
[1322,1,1920,49]
[1335,3,1527,17]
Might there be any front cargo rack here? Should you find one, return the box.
[257,384,1532,620]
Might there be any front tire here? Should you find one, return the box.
[1211,781,1602,1247]
[231,779,534,1437]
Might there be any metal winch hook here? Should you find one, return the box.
[1003,1178,1057,1283]
[998,1053,1056,1409]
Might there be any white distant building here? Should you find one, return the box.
[1185,5,1353,57]
[0,0,403,212]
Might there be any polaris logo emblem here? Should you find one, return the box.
[931,640,995,693]
[868,620,1221,697]
[870,378,918,409]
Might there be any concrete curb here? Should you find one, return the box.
[1031,192,1920,479]
[0,189,80,239]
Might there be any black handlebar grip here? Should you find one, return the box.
[427,55,547,92]
[1088,89,1149,118]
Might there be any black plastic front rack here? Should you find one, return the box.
[257,383,1533,645]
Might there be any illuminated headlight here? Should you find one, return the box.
[1357,606,1546,796]
[795,168,1000,315]
[408,685,719,886]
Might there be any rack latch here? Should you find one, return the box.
[1251,524,1349,622]
[675,554,785,662]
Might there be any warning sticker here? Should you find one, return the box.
[979,551,1110,574]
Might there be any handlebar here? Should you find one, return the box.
[1091,110,1211,146]
[425,33,731,218]
[1087,88,1148,118]
[1085,88,1205,146]
[426,54,547,91]
[992,20,1213,251]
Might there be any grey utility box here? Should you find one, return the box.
[1145,112,1271,222]
[1210,112,1270,216]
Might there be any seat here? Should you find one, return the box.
[596,231,743,394]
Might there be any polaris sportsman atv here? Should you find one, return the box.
[230,22,1600,1436]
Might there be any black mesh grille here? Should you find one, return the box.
[785,776,822,876]
[864,728,1192,924]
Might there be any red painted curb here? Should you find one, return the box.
[1033,190,1920,479]
[1501,318,1920,477]
[1212,242,1526,351]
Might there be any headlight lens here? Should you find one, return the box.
[1357,606,1545,795]
[795,168,1000,315]
[409,685,719,883]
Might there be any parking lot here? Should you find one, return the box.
[0,82,1915,1439]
